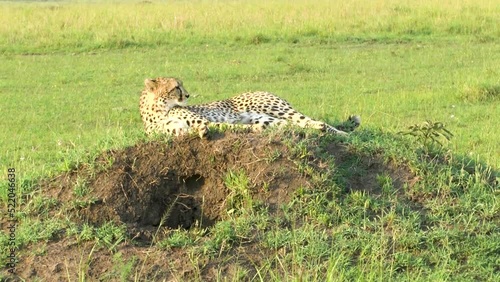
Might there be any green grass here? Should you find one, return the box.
[1,42,498,180]
[0,0,499,280]
[1,0,498,54]
[0,0,498,177]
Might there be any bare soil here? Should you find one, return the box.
[3,132,416,281]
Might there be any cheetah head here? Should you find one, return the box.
[144,77,190,110]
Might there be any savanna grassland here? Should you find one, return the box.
[0,0,499,281]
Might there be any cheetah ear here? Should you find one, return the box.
[144,78,157,90]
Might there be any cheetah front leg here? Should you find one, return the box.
[156,117,208,138]
[208,122,259,133]
[163,108,212,138]
[165,108,266,138]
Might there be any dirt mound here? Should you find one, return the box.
[8,132,416,281]
[43,132,310,237]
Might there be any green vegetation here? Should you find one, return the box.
[1,0,499,180]
[1,0,498,54]
[0,0,498,281]
[399,120,454,149]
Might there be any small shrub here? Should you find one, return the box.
[399,120,453,149]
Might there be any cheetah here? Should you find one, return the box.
[139,77,360,138]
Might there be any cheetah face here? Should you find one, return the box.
[144,77,190,110]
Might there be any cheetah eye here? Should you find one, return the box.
[169,86,181,94]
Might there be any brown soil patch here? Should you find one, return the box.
[4,132,416,281]
[46,133,309,233]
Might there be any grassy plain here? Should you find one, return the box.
[0,0,499,281]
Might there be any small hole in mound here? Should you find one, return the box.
[184,174,205,192]
[141,174,217,230]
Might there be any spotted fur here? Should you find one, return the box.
[139,77,360,138]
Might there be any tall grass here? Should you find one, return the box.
[1,0,498,53]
